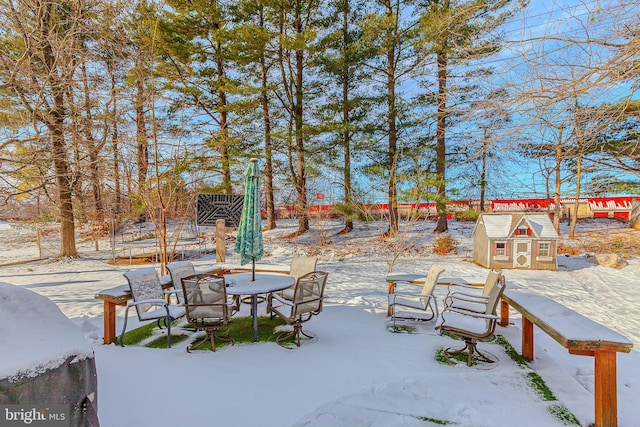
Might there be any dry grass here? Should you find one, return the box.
[433,235,460,255]
[558,226,640,259]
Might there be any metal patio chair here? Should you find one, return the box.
[442,268,502,314]
[439,275,506,366]
[120,267,185,348]
[388,265,444,325]
[181,273,239,352]
[166,261,196,303]
[267,271,328,348]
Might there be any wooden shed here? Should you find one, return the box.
[472,213,560,271]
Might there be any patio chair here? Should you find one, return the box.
[289,256,318,281]
[166,261,196,303]
[267,271,328,348]
[439,275,506,366]
[268,256,318,317]
[442,268,502,314]
[181,273,239,352]
[120,267,186,348]
[279,256,318,298]
[388,265,444,325]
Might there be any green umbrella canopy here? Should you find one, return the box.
[234,159,264,269]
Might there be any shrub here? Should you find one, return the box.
[334,202,370,222]
[433,235,459,255]
[454,210,481,221]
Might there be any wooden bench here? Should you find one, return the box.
[500,289,633,427]
[95,267,290,345]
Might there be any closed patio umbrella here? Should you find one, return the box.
[234,158,263,281]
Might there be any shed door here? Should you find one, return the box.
[514,240,531,268]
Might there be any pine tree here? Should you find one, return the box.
[314,0,373,233]
[418,0,523,233]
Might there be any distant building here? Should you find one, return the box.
[472,213,560,271]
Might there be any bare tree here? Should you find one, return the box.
[0,0,100,257]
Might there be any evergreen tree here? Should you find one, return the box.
[314,0,374,233]
[418,0,524,233]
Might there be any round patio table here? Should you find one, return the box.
[223,272,295,342]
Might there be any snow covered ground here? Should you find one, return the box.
[0,218,638,426]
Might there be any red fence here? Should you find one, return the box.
[277,196,638,220]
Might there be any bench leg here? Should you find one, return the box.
[387,281,395,316]
[103,300,117,345]
[500,299,509,327]
[103,300,126,345]
[522,316,534,361]
[594,350,618,427]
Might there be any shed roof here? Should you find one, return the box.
[481,214,513,238]
[525,214,560,238]
[476,213,559,239]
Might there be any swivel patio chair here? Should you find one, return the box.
[267,271,328,348]
[181,273,239,352]
[268,256,318,317]
[388,265,444,325]
[278,256,318,299]
[439,275,506,366]
[289,257,318,282]
[166,261,196,303]
[120,267,186,348]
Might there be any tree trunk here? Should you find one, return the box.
[569,151,581,239]
[553,126,564,234]
[341,3,353,233]
[385,0,399,236]
[480,127,487,212]
[214,19,232,194]
[135,69,148,205]
[81,62,104,222]
[434,49,448,233]
[109,61,122,217]
[294,2,309,234]
[42,2,77,257]
[260,6,276,230]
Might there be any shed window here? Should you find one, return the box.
[538,242,550,257]
[495,242,507,256]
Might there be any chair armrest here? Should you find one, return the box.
[164,289,183,303]
[389,280,417,288]
[130,299,168,307]
[444,307,499,320]
[270,292,295,307]
[447,292,488,304]
[226,298,239,312]
[389,281,423,295]
[445,282,481,290]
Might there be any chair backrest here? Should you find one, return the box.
[181,274,229,322]
[289,257,318,282]
[166,261,196,301]
[420,265,445,297]
[481,269,502,297]
[484,274,506,316]
[292,271,328,317]
[124,268,164,319]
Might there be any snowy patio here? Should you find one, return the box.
[1,219,639,426]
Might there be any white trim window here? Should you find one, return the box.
[493,241,509,260]
[536,241,554,261]
[538,242,550,257]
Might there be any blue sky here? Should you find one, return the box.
[306,0,639,205]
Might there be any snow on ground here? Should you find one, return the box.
[0,218,638,426]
